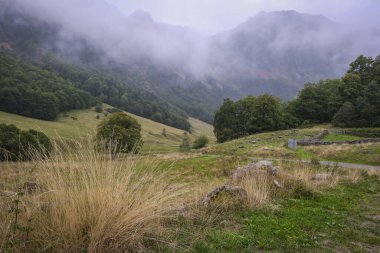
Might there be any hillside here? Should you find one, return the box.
[2,0,378,123]
[0,106,215,153]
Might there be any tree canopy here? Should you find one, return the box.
[213,54,380,142]
[0,123,52,161]
[96,112,143,154]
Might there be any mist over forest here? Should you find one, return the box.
[0,0,379,127]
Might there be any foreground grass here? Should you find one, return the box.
[0,141,197,253]
[157,175,380,252]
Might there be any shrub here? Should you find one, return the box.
[0,124,52,161]
[95,102,103,113]
[192,135,209,149]
[96,112,143,154]
[105,107,123,114]
[179,132,191,152]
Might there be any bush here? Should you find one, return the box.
[179,132,191,152]
[0,123,52,161]
[192,135,209,149]
[105,107,123,114]
[95,102,103,113]
[96,112,143,154]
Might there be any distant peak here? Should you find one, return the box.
[248,10,330,23]
[128,9,154,22]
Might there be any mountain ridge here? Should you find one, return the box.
[1,0,379,126]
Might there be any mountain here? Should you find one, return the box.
[0,0,379,127]
[208,11,349,99]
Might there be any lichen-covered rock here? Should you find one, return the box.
[312,173,331,180]
[230,160,279,182]
[202,185,247,206]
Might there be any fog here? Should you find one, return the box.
[8,0,380,86]
[107,0,380,34]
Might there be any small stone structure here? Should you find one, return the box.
[297,138,380,146]
[288,139,298,149]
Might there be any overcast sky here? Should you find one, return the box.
[106,0,380,34]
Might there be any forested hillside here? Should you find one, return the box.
[0,53,92,120]
[214,55,380,142]
[0,3,192,130]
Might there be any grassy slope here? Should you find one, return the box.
[161,176,380,253]
[0,105,215,153]
[207,127,380,165]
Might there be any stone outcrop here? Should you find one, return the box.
[202,185,247,206]
[203,160,281,206]
[231,160,278,182]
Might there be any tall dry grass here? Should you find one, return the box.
[0,139,192,253]
[234,160,366,209]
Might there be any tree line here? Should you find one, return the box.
[214,54,380,142]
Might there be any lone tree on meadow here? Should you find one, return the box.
[96,112,143,154]
[192,135,209,149]
[179,132,191,152]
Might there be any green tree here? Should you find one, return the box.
[95,102,103,113]
[96,112,143,154]
[179,132,191,152]
[0,124,52,161]
[192,135,209,149]
[252,94,284,132]
[213,99,239,143]
[332,102,356,127]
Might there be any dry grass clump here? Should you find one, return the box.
[0,139,192,253]
[234,160,365,209]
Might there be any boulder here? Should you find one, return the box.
[231,160,279,182]
[203,185,247,206]
[312,173,331,180]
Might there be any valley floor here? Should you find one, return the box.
[0,123,380,252]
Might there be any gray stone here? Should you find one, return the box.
[203,185,247,206]
[256,160,273,167]
[273,180,282,188]
[231,160,278,182]
[312,173,331,180]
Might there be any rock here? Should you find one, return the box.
[256,160,273,167]
[312,173,331,180]
[268,166,279,176]
[203,185,247,206]
[22,181,42,194]
[256,160,278,176]
[231,163,257,182]
[231,160,279,182]
[273,180,282,188]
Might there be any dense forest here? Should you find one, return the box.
[214,55,380,142]
[0,53,92,120]
[0,5,191,130]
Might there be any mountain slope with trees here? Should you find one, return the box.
[214,54,380,142]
